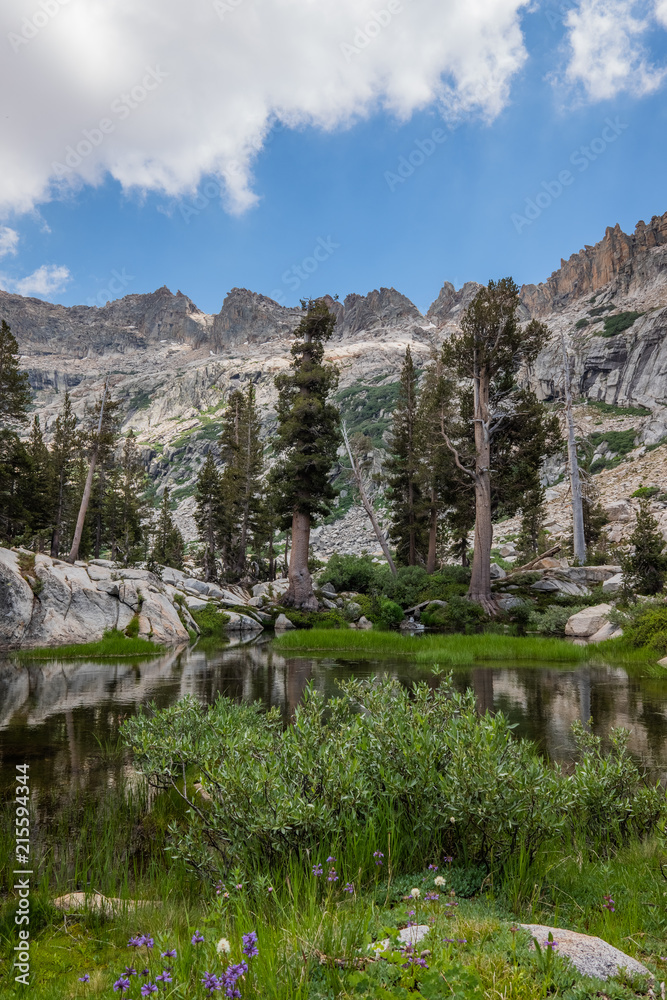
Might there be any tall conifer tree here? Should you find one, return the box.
[195,452,222,581]
[386,346,427,566]
[271,299,341,609]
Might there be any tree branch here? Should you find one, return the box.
[440,418,476,480]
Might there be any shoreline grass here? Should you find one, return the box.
[272,628,652,664]
[11,629,167,660]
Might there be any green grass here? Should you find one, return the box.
[273,629,593,664]
[273,628,662,669]
[12,628,166,660]
[585,398,651,417]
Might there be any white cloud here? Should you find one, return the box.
[656,0,667,26]
[563,0,666,101]
[2,264,72,298]
[0,227,19,259]
[0,0,530,217]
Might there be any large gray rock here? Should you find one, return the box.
[565,604,613,638]
[588,622,623,643]
[224,611,263,632]
[521,924,649,981]
[275,613,295,630]
[253,579,290,600]
[0,547,190,649]
[604,501,634,523]
[490,562,506,580]
[602,572,624,594]
[0,549,35,648]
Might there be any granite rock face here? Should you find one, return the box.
[0,548,189,650]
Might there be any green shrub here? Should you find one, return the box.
[574,318,589,329]
[121,677,665,879]
[632,485,660,499]
[429,595,487,634]
[601,310,643,337]
[282,608,347,629]
[319,553,379,594]
[377,597,404,629]
[530,604,584,637]
[124,613,140,638]
[190,604,230,638]
[611,601,667,653]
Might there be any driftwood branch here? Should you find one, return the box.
[505,544,562,577]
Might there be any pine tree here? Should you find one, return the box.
[195,452,222,581]
[271,299,341,609]
[0,319,32,543]
[104,430,148,564]
[151,488,185,569]
[25,415,53,549]
[218,383,263,578]
[440,279,553,611]
[50,392,78,557]
[516,486,547,563]
[386,346,427,566]
[0,319,31,426]
[623,498,667,595]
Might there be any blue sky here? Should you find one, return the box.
[1,0,666,316]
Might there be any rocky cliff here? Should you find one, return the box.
[520,212,667,316]
[3,209,667,558]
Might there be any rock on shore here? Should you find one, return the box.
[0,548,190,650]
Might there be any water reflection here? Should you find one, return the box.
[2,643,667,808]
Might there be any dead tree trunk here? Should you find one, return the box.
[342,422,397,577]
[68,379,108,564]
[561,335,586,565]
[467,367,495,613]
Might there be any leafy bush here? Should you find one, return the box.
[282,608,347,629]
[574,318,589,329]
[319,553,379,594]
[610,600,667,653]
[632,485,660,499]
[319,556,471,609]
[190,604,231,638]
[121,677,664,880]
[602,310,643,337]
[377,597,404,629]
[530,604,584,637]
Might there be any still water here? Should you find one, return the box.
[2,639,667,808]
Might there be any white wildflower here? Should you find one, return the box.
[216,937,231,954]
[434,876,446,887]
[410,888,420,898]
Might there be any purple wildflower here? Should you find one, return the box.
[326,855,336,863]
[425,893,439,901]
[141,969,149,977]
[124,966,137,976]
[544,939,558,950]
[235,883,243,890]
[402,956,429,970]
[428,864,438,871]
[191,930,205,944]
[268,886,274,893]
[373,851,384,865]
[139,935,154,949]
[344,882,354,894]
[457,939,467,944]
[242,931,259,958]
[78,974,90,983]
[443,938,455,943]
[407,909,416,917]
[156,970,172,984]
[113,977,131,993]
[201,972,221,994]
[443,856,453,863]
[141,986,158,997]
[603,895,616,912]
[160,949,177,958]
[312,863,323,876]
[327,868,339,882]
[128,936,142,948]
